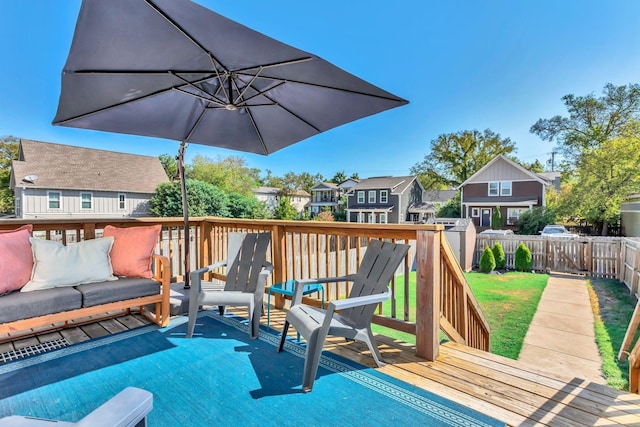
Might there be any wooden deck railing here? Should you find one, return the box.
[0,217,491,361]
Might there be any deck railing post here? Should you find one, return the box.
[416,229,441,361]
[271,224,287,308]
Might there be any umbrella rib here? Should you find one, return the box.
[144,0,229,74]
[174,88,225,107]
[233,56,313,74]
[184,107,208,142]
[262,93,321,133]
[244,109,269,155]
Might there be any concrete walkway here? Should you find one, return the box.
[518,273,606,384]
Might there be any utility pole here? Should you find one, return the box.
[548,150,557,171]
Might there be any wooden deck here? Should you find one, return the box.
[2,308,640,426]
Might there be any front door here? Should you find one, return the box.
[481,209,491,227]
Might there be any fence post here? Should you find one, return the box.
[271,224,287,308]
[416,229,441,361]
[83,222,96,240]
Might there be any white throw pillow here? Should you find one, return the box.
[21,237,117,292]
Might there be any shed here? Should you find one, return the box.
[426,217,476,271]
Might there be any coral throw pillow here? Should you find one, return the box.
[0,225,34,294]
[103,225,161,278]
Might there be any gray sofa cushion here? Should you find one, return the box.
[76,278,160,307]
[0,287,82,324]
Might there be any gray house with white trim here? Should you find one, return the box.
[346,176,426,224]
[10,139,169,219]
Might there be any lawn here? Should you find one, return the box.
[372,271,548,360]
[588,277,640,390]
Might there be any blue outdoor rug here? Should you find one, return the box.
[0,312,505,426]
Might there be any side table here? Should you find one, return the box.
[267,280,324,337]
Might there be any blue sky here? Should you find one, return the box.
[1,1,639,179]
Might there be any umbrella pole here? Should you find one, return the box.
[178,141,190,289]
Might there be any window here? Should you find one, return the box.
[118,194,126,210]
[500,181,512,196]
[48,192,61,209]
[507,208,527,225]
[380,190,388,203]
[357,191,365,204]
[368,190,376,203]
[368,213,375,223]
[15,198,20,217]
[81,193,92,209]
[379,212,387,224]
[488,182,499,196]
[471,208,479,217]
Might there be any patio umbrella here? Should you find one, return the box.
[52,0,408,288]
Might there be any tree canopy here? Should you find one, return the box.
[150,180,229,217]
[0,136,19,213]
[531,83,640,166]
[187,154,260,196]
[410,129,516,189]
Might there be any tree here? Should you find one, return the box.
[491,206,503,230]
[492,242,506,269]
[516,207,556,235]
[531,83,640,166]
[410,129,516,189]
[436,192,461,218]
[226,192,271,219]
[0,136,19,213]
[273,196,297,220]
[331,171,347,184]
[150,179,229,217]
[188,154,260,196]
[158,154,177,179]
[562,133,640,234]
[515,243,532,272]
[316,210,335,221]
[479,246,496,273]
[520,159,545,173]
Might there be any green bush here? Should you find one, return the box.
[492,242,506,269]
[492,206,503,230]
[479,246,496,273]
[515,242,533,272]
[516,207,556,235]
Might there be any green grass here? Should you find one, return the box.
[588,278,640,390]
[466,272,548,359]
[372,271,548,360]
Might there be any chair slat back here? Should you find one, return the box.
[343,240,410,327]
[225,232,271,292]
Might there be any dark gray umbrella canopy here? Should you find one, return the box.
[53,0,407,288]
[53,0,408,154]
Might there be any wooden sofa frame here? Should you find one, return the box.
[0,255,171,337]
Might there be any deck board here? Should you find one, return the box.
[2,306,640,426]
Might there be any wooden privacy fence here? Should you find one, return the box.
[0,217,491,361]
[474,235,623,278]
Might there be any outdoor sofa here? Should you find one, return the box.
[0,224,170,337]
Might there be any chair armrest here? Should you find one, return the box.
[77,387,153,427]
[330,286,391,311]
[291,275,359,306]
[152,255,171,326]
[189,260,229,293]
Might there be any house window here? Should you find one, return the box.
[488,182,499,196]
[357,212,365,223]
[368,191,376,203]
[118,194,126,210]
[471,208,479,217]
[501,181,512,196]
[81,193,92,209]
[379,212,387,224]
[48,192,61,209]
[357,191,365,204]
[507,208,527,225]
[368,213,375,223]
[380,190,388,203]
[15,198,20,217]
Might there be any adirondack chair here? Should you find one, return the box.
[187,232,272,339]
[277,239,410,392]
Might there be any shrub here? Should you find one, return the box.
[479,246,496,273]
[492,206,503,230]
[492,242,506,269]
[515,242,533,272]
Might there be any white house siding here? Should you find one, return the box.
[16,188,153,219]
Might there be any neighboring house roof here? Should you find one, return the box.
[422,189,457,204]
[458,154,548,188]
[310,182,339,191]
[350,176,419,194]
[338,178,359,188]
[407,201,436,214]
[11,139,169,193]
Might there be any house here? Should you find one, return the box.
[345,176,425,224]
[309,179,359,218]
[621,194,640,237]
[252,187,310,216]
[459,154,557,229]
[10,139,169,219]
